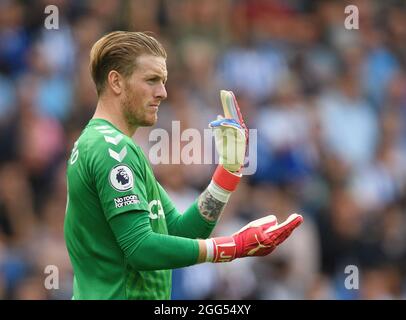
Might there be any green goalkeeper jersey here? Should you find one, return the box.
[64,118,184,299]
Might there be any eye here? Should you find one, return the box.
[147,78,167,86]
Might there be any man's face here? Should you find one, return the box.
[121,54,167,127]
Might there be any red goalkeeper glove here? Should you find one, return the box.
[205,214,303,263]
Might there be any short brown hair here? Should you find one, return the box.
[89,31,167,96]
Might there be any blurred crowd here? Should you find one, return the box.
[1,0,406,299]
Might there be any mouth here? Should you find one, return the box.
[149,103,160,111]
[150,106,158,112]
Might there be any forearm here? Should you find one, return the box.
[163,164,241,239]
[128,232,201,270]
[166,200,217,239]
[166,180,231,239]
[129,236,207,269]
[197,181,229,222]
[110,211,202,270]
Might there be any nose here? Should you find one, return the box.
[155,83,167,101]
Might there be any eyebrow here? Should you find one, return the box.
[145,72,168,82]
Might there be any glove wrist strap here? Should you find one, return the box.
[206,236,236,263]
[212,165,241,192]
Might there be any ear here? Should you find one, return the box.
[107,70,123,95]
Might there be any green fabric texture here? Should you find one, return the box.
[109,210,199,271]
[165,199,217,239]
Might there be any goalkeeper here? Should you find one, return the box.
[64,31,303,300]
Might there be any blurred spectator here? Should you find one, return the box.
[317,68,379,170]
[254,73,316,186]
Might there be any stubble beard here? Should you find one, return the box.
[121,90,156,129]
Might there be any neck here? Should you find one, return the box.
[93,98,137,137]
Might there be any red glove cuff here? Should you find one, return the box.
[211,236,236,263]
[212,165,241,192]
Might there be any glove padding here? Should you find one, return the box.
[206,213,303,263]
[209,90,248,172]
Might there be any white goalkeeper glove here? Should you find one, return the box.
[205,90,248,197]
[210,90,248,173]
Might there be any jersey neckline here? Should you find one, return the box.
[87,118,126,135]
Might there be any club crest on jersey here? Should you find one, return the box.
[109,164,134,192]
